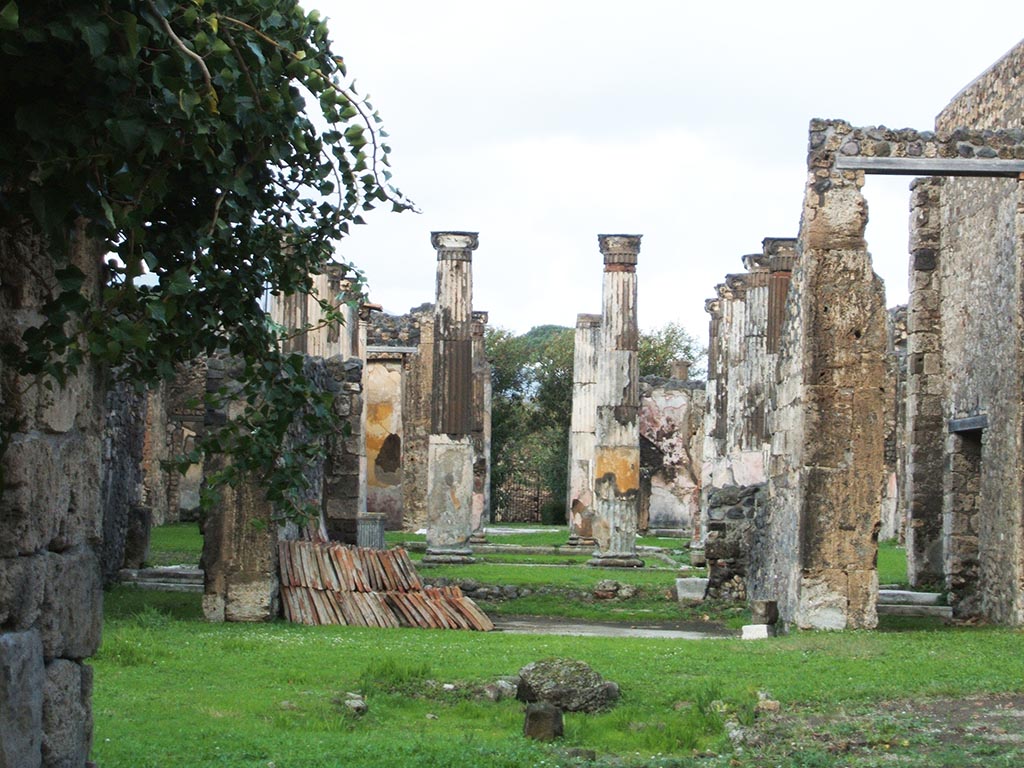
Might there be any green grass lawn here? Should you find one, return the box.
[92,586,1024,767]
[146,522,204,566]
[877,539,910,587]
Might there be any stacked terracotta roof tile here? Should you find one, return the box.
[278,541,494,631]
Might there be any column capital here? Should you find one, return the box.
[431,231,479,259]
[705,297,721,316]
[598,234,641,266]
[576,313,602,329]
[742,253,770,272]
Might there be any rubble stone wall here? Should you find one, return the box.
[705,484,766,600]
[0,225,105,767]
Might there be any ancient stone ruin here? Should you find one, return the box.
[8,31,1024,768]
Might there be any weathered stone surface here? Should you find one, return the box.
[590,235,643,567]
[40,548,102,661]
[567,313,601,546]
[0,631,44,768]
[99,378,146,584]
[749,121,886,631]
[42,659,92,768]
[425,233,480,556]
[523,702,563,741]
[675,578,708,603]
[517,659,619,713]
[0,555,45,632]
[121,505,152,570]
[639,377,704,536]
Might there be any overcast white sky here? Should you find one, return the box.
[318,1,1024,339]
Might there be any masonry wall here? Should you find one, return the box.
[0,225,105,767]
[932,39,1024,623]
[639,377,704,535]
[365,355,405,529]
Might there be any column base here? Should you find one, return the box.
[566,536,597,547]
[587,554,645,568]
[468,532,489,545]
[423,548,475,565]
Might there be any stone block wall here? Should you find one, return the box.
[934,50,1024,621]
[1,225,105,767]
[639,377,704,536]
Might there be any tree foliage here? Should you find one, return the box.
[0,0,410,518]
[638,321,706,379]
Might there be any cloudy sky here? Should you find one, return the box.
[319,1,1024,340]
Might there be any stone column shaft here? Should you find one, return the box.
[469,310,490,544]
[567,313,601,545]
[425,232,479,563]
[589,234,644,568]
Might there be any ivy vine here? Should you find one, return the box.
[0,0,411,519]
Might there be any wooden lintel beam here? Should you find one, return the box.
[948,414,988,433]
[835,156,1024,178]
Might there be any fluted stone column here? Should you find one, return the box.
[469,310,491,544]
[588,235,644,568]
[567,313,602,546]
[424,232,478,563]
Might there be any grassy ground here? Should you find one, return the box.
[877,539,911,588]
[146,522,203,566]
[93,586,1024,767]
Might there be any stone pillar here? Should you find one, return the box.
[904,177,945,586]
[759,120,886,630]
[321,357,365,544]
[697,296,722,554]
[424,232,479,563]
[567,313,602,546]
[469,310,491,544]
[201,357,284,622]
[588,234,644,568]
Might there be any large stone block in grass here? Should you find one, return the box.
[517,658,619,713]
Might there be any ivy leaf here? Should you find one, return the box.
[0,1,18,31]
[74,17,109,57]
[117,11,139,58]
